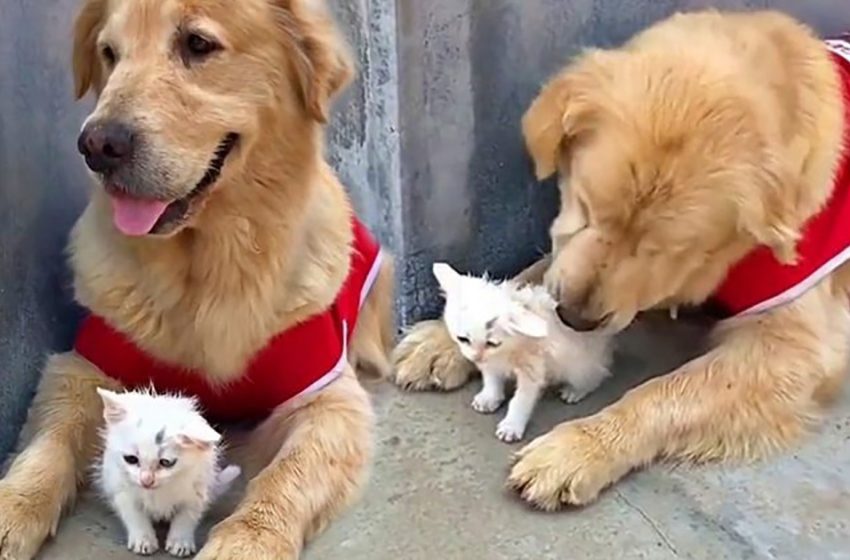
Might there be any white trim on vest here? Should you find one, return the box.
[826,39,850,64]
[288,248,384,401]
[736,244,850,316]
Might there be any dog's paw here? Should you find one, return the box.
[392,320,475,391]
[127,531,159,556]
[559,386,590,404]
[195,514,296,560]
[495,418,526,443]
[507,420,625,509]
[471,391,503,413]
[0,479,62,560]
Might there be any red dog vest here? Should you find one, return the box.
[711,38,850,318]
[74,218,383,422]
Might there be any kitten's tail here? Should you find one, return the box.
[210,464,242,502]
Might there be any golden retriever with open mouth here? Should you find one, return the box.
[394,10,850,510]
[0,0,393,558]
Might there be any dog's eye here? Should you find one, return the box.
[159,458,177,469]
[123,454,139,466]
[457,336,470,345]
[101,45,117,65]
[486,340,502,348]
[184,33,220,59]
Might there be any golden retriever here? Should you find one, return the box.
[0,0,393,558]
[394,10,850,510]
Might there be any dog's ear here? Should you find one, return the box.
[522,52,607,181]
[736,154,801,264]
[72,0,107,99]
[274,0,355,123]
[522,74,577,181]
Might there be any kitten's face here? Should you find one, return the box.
[449,311,506,364]
[433,263,548,365]
[98,389,221,490]
[117,432,183,490]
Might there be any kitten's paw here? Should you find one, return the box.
[496,418,526,443]
[127,532,159,556]
[392,320,475,391]
[559,386,591,404]
[166,535,197,558]
[472,391,503,414]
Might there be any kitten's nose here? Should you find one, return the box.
[140,471,155,488]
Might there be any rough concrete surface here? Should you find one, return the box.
[38,315,850,559]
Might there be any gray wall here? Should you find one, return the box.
[1,0,848,457]
[1,0,91,460]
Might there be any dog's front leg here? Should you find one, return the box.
[0,353,118,560]
[196,367,373,560]
[508,284,850,510]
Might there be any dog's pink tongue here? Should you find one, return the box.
[110,195,169,236]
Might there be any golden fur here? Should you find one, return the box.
[0,0,393,558]
[394,10,850,509]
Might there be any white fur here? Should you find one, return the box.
[95,389,241,557]
[433,262,614,443]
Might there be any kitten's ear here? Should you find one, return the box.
[176,418,222,450]
[97,388,127,424]
[432,262,462,292]
[506,308,548,338]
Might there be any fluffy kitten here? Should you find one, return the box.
[95,388,241,557]
[433,262,614,443]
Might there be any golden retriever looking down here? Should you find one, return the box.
[394,10,850,509]
[0,0,394,558]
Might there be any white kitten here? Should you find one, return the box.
[95,388,241,557]
[433,262,614,443]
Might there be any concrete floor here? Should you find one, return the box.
[39,315,850,560]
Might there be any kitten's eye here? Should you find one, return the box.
[159,458,177,469]
[486,340,502,348]
[457,336,470,345]
[123,454,139,466]
[101,45,117,66]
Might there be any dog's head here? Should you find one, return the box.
[73,0,352,236]
[525,48,801,332]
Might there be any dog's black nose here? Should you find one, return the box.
[77,121,135,173]
[555,304,605,332]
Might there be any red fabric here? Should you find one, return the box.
[711,44,850,317]
[74,218,382,423]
